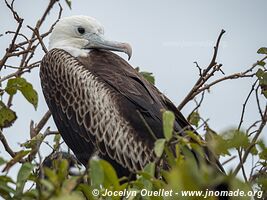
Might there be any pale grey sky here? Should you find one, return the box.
[0,0,267,180]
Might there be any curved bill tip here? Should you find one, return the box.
[123,43,132,60]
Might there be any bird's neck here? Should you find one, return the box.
[52,46,90,57]
[49,39,90,57]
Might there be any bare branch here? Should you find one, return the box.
[27,26,48,53]
[0,1,23,70]
[32,110,52,138]
[178,30,226,110]
[0,61,40,83]
[237,80,258,131]
[26,111,52,162]
[222,155,237,166]
[255,85,264,119]
[0,0,61,166]
[0,129,16,158]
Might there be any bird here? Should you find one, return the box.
[40,15,224,178]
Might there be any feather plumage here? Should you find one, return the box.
[40,48,224,177]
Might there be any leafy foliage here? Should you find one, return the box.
[65,0,72,9]
[5,77,38,109]
[0,101,17,128]
[187,111,200,127]
[135,67,155,85]
[0,114,263,199]
[257,47,267,55]
[256,68,267,98]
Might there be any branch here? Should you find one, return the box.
[0,129,16,158]
[27,110,52,162]
[0,1,23,70]
[178,30,226,110]
[233,105,267,176]
[0,61,40,83]
[27,26,48,53]
[30,110,52,139]
[0,0,61,166]
[237,80,258,131]
[178,52,267,110]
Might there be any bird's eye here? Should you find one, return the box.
[77,27,85,34]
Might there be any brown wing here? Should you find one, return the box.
[78,50,224,173]
[78,50,188,139]
[41,48,224,175]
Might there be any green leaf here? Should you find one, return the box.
[140,71,155,85]
[187,111,200,127]
[205,128,230,156]
[257,47,267,54]
[137,163,156,192]
[99,159,120,189]
[250,145,258,155]
[186,130,204,145]
[209,129,250,156]
[44,168,58,185]
[15,163,33,197]
[259,148,267,160]
[5,77,38,109]
[65,0,72,9]
[162,110,175,141]
[0,175,14,184]
[51,192,84,200]
[89,159,104,187]
[154,138,166,158]
[256,68,264,78]
[226,130,249,149]
[77,184,96,200]
[21,133,44,149]
[0,157,6,166]
[143,162,155,177]
[0,178,15,198]
[40,179,54,192]
[0,101,17,128]
[257,140,267,150]
[135,67,156,85]
[53,134,61,150]
[3,150,31,172]
[256,69,267,98]
[257,60,266,67]
[58,159,69,182]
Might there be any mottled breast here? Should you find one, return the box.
[40,48,155,173]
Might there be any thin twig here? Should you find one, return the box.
[26,111,52,162]
[255,85,264,119]
[0,61,40,83]
[0,1,23,70]
[0,129,16,158]
[31,110,51,137]
[237,80,258,130]
[221,155,237,166]
[188,91,205,117]
[233,105,267,176]
[27,26,48,53]
[178,30,226,110]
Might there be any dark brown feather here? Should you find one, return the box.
[40,48,224,176]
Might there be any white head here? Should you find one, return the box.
[49,15,132,59]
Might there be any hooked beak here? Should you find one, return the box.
[84,33,132,60]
